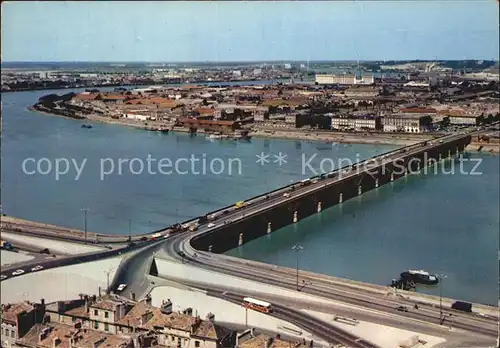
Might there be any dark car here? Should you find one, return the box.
[140,236,148,242]
[40,248,50,254]
[396,306,408,312]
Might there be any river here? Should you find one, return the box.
[1,88,498,305]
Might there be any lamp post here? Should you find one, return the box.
[292,244,303,291]
[438,273,447,324]
[104,268,114,293]
[81,207,90,244]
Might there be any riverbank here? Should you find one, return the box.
[31,106,440,146]
[29,103,500,151]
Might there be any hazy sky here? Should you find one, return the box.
[2,1,499,62]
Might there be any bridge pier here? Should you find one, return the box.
[238,233,244,246]
[390,173,394,182]
[317,201,322,213]
[439,153,442,161]
[208,245,213,253]
[448,149,451,157]
[358,185,362,195]
[339,193,343,203]
[375,178,379,188]
[267,222,272,234]
[293,211,298,223]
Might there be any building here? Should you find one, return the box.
[122,112,150,121]
[15,322,134,348]
[382,114,433,133]
[284,113,309,128]
[343,86,379,98]
[331,114,381,131]
[315,74,374,85]
[448,114,483,126]
[42,295,236,348]
[1,300,46,348]
[178,118,240,132]
[237,333,309,348]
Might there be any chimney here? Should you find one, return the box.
[52,336,61,348]
[41,298,45,306]
[84,298,89,314]
[160,300,172,315]
[205,312,215,322]
[140,311,153,325]
[190,317,202,334]
[183,307,193,316]
[145,294,152,306]
[92,338,106,348]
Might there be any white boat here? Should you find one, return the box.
[207,134,223,140]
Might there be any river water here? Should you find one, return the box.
[1,88,498,305]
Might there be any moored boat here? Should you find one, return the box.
[400,269,439,285]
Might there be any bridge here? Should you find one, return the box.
[189,133,472,253]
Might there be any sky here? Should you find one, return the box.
[1,1,499,62]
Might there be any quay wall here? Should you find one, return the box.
[191,136,471,253]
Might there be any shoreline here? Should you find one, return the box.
[29,105,500,152]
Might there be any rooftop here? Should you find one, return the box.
[238,334,308,348]
[18,322,132,348]
[1,301,35,324]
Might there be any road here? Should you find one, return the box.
[0,240,155,281]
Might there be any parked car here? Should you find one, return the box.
[12,269,25,276]
[31,265,44,272]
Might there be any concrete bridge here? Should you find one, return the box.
[190,133,472,253]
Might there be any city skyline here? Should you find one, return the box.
[2,1,499,62]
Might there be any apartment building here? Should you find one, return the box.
[1,300,46,348]
[44,295,235,348]
[331,114,381,131]
[382,114,433,133]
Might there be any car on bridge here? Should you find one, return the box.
[31,265,43,272]
[396,305,408,312]
[0,275,7,280]
[207,223,216,228]
[117,284,127,292]
[12,269,25,276]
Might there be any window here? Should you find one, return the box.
[94,309,98,316]
[11,330,15,338]
[195,341,200,348]
[104,311,109,319]
[94,321,99,330]
[104,323,109,331]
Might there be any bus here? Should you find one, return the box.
[242,297,272,314]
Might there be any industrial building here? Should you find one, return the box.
[315,74,375,85]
